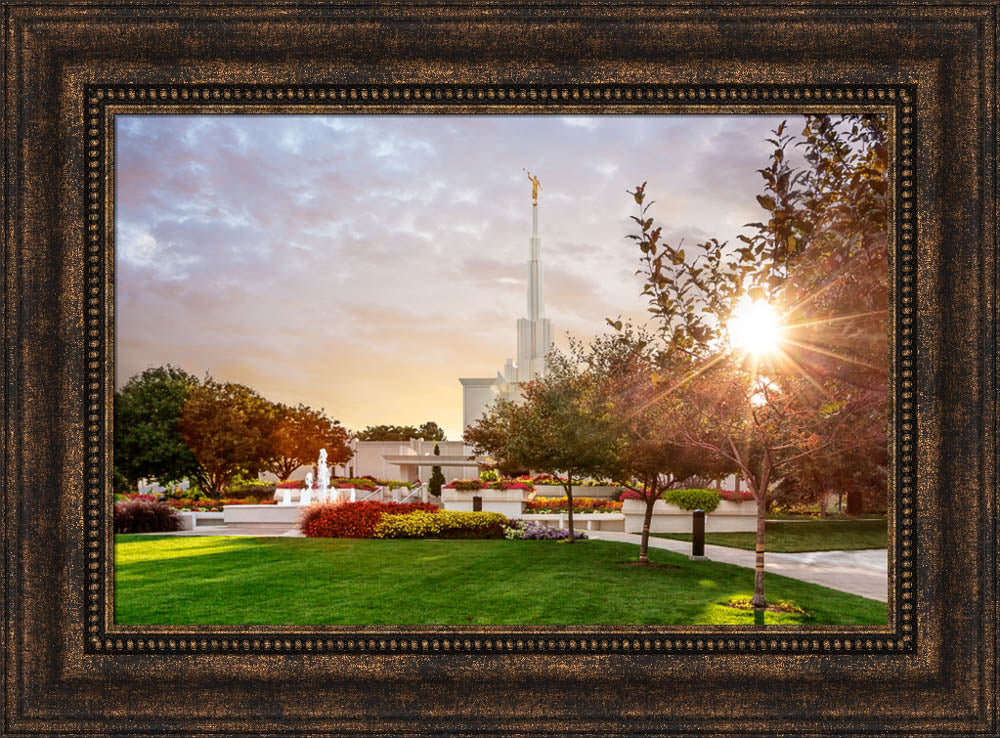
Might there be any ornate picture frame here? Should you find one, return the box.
[3,3,996,735]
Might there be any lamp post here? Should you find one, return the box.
[690,509,706,560]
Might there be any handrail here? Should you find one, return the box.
[399,485,423,503]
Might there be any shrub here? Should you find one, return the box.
[333,478,379,491]
[299,501,438,538]
[114,499,182,534]
[226,483,275,499]
[617,488,657,502]
[444,479,483,491]
[504,519,587,540]
[429,466,445,497]
[374,510,508,539]
[662,488,722,513]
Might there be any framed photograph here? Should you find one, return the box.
[3,3,996,736]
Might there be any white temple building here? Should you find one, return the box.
[460,181,553,432]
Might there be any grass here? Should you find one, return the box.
[653,519,888,552]
[115,536,886,626]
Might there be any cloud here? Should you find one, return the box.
[116,113,821,439]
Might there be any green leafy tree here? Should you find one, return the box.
[267,404,353,481]
[114,365,200,490]
[355,422,446,442]
[465,348,618,540]
[428,443,445,497]
[570,326,734,562]
[178,380,278,497]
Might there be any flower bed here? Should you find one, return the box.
[523,497,622,514]
[503,519,588,540]
[443,479,534,492]
[374,510,507,539]
[298,501,438,538]
[720,488,755,502]
[167,497,277,512]
[517,474,620,488]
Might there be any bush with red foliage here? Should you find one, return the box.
[298,501,439,538]
[114,499,182,534]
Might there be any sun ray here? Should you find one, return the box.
[783,310,885,331]
[624,351,728,419]
[781,337,887,373]
[772,346,836,401]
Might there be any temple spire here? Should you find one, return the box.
[516,173,552,385]
[527,197,543,320]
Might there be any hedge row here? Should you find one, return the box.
[373,510,508,539]
[298,501,438,538]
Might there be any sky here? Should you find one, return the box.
[115,113,801,440]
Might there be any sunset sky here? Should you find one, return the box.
[115,113,801,440]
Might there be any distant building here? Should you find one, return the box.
[460,194,553,432]
[334,438,478,483]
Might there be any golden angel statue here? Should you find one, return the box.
[524,169,542,205]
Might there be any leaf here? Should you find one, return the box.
[756,195,776,211]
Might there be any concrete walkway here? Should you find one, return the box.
[587,530,888,602]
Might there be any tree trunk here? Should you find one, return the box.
[564,476,575,541]
[639,485,656,564]
[750,456,771,611]
[846,489,864,516]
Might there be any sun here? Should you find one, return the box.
[727,298,783,357]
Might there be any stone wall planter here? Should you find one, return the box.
[520,512,626,532]
[530,485,621,499]
[223,504,302,525]
[440,488,526,518]
[621,498,756,533]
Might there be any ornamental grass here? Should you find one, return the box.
[114,499,182,534]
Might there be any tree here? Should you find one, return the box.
[673,363,875,608]
[114,365,200,490]
[428,443,445,497]
[567,327,733,563]
[178,380,278,497]
[621,114,889,610]
[266,404,353,481]
[355,422,446,442]
[465,348,618,540]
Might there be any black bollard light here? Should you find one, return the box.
[690,509,706,560]
[472,495,482,512]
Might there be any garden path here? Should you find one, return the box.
[586,531,888,602]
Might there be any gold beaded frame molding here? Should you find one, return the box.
[5,4,997,736]
[86,85,913,657]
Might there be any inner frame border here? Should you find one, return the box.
[85,84,913,656]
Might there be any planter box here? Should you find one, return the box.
[520,512,626,532]
[531,485,620,499]
[621,498,756,533]
[223,504,302,525]
[176,511,225,530]
[440,488,526,518]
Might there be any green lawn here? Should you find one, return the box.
[115,536,886,626]
[654,519,888,552]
